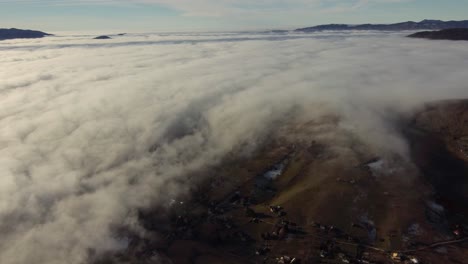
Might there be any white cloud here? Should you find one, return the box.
[0,31,467,263]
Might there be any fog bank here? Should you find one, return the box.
[1,32,468,263]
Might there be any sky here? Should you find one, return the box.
[0,0,467,32]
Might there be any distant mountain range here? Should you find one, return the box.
[408,28,468,41]
[295,19,468,32]
[0,28,51,41]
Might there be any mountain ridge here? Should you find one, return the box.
[296,19,468,32]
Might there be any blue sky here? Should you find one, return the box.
[1,0,467,32]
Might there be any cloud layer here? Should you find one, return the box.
[1,32,468,263]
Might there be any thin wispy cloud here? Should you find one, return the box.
[0,0,412,14]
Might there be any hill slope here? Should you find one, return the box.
[408,28,468,40]
[0,28,51,41]
[98,100,468,264]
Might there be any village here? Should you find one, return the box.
[161,184,467,264]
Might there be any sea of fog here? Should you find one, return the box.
[1,31,468,264]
